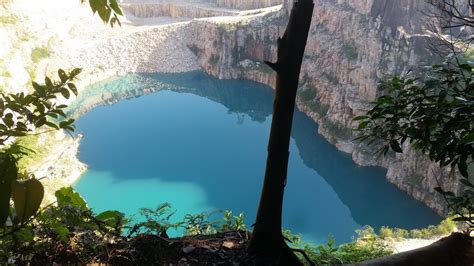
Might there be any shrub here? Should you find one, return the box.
[342,43,358,61]
[209,54,220,66]
[392,228,409,239]
[323,71,339,85]
[0,15,18,25]
[323,118,352,140]
[31,46,50,63]
[297,87,330,117]
[283,227,393,265]
[379,226,393,239]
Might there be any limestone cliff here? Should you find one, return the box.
[209,0,282,9]
[120,0,282,19]
[186,0,461,215]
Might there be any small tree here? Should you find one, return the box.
[0,0,123,242]
[355,0,473,230]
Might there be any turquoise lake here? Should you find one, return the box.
[72,71,441,244]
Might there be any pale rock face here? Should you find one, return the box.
[0,28,10,58]
[186,0,461,214]
[7,54,29,87]
[120,0,283,19]
[209,0,282,9]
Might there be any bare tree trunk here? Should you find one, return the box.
[247,0,314,264]
[361,233,474,266]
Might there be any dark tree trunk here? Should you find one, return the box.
[361,233,474,266]
[247,0,314,264]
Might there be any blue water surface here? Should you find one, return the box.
[73,71,441,244]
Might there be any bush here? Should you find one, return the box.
[342,43,358,61]
[297,88,330,117]
[392,228,409,239]
[0,15,18,25]
[31,46,50,63]
[377,219,456,240]
[283,227,393,265]
[323,119,352,140]
[410,229,423,239]
[379,226,393,239]
[209,54,220,66]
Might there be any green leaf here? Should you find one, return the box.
[51,221,69,242]
[45,121,59,130]
[69,68,82,78]
[353,115,369,121]
[67,83,78,96]
[55,187,87,210]
[32,82,46,95]
[390,140,403,153]
[458,160,469,178]
[96,210,124,227]
[459,178,473,188]
[4,113,14,128]
[89,0,100,13]
[45,77,53,88]
[459,133,474,145]
[452,216,471,222]
[97,6,112,24]
[109,0,123,16]
[0,155,16,225]
[58,69,68,83]
[35,117,47,128]
[11,178,44,223]
[357,121,370,130]
[60,88,70,99]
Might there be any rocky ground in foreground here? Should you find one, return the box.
[29,231,250,265]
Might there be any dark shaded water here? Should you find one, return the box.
[73,71,440,244]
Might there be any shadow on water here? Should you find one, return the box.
[291,111,441,229]
[74,71,440,243]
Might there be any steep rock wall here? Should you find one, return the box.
[121,3,237,19]
[186,0,461,214]
[209,0,283,9]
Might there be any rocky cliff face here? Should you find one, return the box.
[121,2,236,19]
[121,0,283,19]
[209,0,282,9]
[186,0,461,214]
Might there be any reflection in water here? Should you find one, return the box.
[73,71,440,244]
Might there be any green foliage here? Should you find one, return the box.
[184,212,219,236]
[377,218,456,240]
[298,87,317,103]
[11,178,44,224]
[209,54,220,66]
[30,46,50,63]
[221,210,246,231]
[355,55,474,229]
[127,203,182,237]
[283,227,393,265]
[0,186,126,264]
[55,186,88,210]
[81,0,123,27]
[323,118,352,140]
[0,68,81,231]
[342,43,358,61]
[297,87,330,117]
[323,71,339,85]
[0,14,17,25]
[379,226,393,239]
[183,210,246,236]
